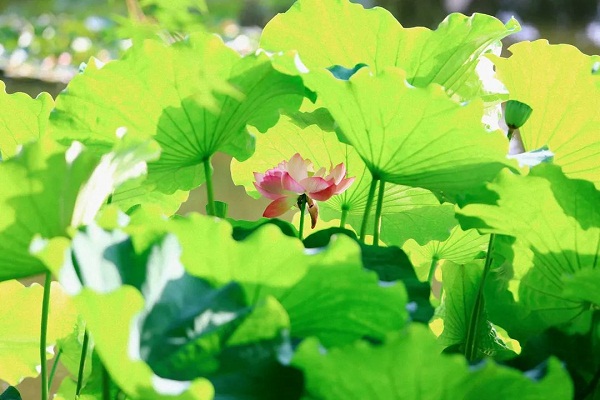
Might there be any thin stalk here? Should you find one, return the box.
[427,257,439,285]
[102,364,111,400]
[372,180,385,246]
[76,330,90,395]
[203,157,216,216]
[507,127,515,141]
[359,178,378,243]
[48,348,62,390]
[297,195,307,240]
[464,234,495,362]
[339,206,349,228]
[40,271,52,400]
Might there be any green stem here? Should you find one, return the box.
[464,234,495,362]
[359,178,378,243]
[507,127,515,141]
[427,257,438,285]
[48,348,62,390]
[102,364,111,400]
[76,329,90,395]
[203,157,215,216]
[339,206,349,228]
[297,195,307,240]
[372,180,385,246]
[40,271,52,400]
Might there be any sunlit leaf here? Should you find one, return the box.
[306,67,516,201]
[261,0,519,101]
[293,324,571,400]
[0,280,77,385]
[231,101,456,245]
[457,164,600,332]
[0,138,157,280]
[490,40,600,187]
[0,83,53,160]
[50,33,305,198]
[403,225,488,281]
[438,261,515,360]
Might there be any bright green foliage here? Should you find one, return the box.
[0,138,157,281]
[0,140,97,280]
[50,32,305,198]
[293,324,572,400]
[0,280,77,385]
[403,225,488,281]
[0,83,53,160]
[230,101,453,243]
[128,210,409,346]
[490,40,600,187]
[306,67,515,201]
[261,0,519,101]
[457,164,600,331]
[438,261,514,360]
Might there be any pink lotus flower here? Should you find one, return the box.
[254,153,355,228]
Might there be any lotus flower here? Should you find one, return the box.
[254,153,355,228]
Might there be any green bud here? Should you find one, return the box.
[504,100,533,129]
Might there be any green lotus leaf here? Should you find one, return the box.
[50,223,303,399]
[306,67,515,202]
[293,323,571,400]
[46,228,216,399]
[303,227,431,324]
[54,316,94,389]
[0,137,158,281]
[261,0,519,101]
[0,140,97,280]
[0,83,53,160]
[125,209,408,346]
[0,280,77,385]
[403,225,488,281]
[230,101,456,245]
[50,33,305,197]
[490,40,600,187]
[457,164,600,332]
[54,350,122,400]
[438,261,515,360]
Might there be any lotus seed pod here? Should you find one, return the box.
[504,100,533,129]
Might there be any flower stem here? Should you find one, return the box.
[297,194,307,240]
[464,234,495,362]
[339,205,349,228]
[76,329,90,395]
[102,363,111,400]
[40,271,52,400]
[507,127,515,141]
[203,157,215,216]
[373,180,385,246]
[48,348,62,390]
[427,257,438,285]
[359,178,378,243]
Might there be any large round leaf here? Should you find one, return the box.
[293,324,572,400]
[0,280,77,385]
[490,40,600,187]
[261,0,519,101]
[0,83,53,160]
[0,138,157,281]
[127,210,409,347]
[457,164,600,331]
[307,67,515,201]
[50,33,305,198]
[230,101,453,243]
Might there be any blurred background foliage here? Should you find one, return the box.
[0,0,599,89]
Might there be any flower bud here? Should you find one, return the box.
[504,100,533,129]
